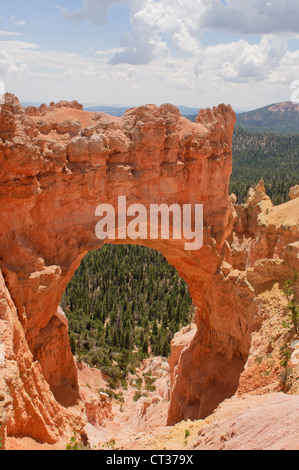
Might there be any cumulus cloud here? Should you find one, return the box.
[10,15,26,26]
[0,30,24,36]
[0,51,10,75]
[0,42,38,76]
[60,0,299,65]
[60,0,124,26]
[0,39,100,82]
[109,29,169,65]
[202,0,299,35]
[61,0,203,64]
[54,0,299,103]
[215,37,288,82]
[109,0,204,65]
[166,69,195,90]
[112,67,138,82]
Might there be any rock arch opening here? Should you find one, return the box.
[61,244,196,387]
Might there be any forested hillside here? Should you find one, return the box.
[230,127,299,204]
[235,102,299,135]
[61,244,194,387]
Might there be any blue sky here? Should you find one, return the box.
[1,0,299,110]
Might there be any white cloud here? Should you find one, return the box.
[61,0,204,64]
[166,68,195,90]
[112,67,138,83]
[95,47,124,57]
[60,0,124,26]
[0,30,24,36]
[0,40,39,50]
[10,15,26,26]
[0,39,142,103]
[2,33,296,109]
[202,0,299,35]
[119,0,203,61]
[172,27,200,56]
[84,65,96,76]
[60,0,299,66]
[4,1,299,109]
[61,0,299,63]
[109,29,169,65]
[215,37,288,82]
[0,44,34,76]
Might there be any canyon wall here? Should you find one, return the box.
[0,94,298,446]
[168,183,299,424]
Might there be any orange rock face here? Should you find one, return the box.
[0,93,298,447]
[168,323,197,388]
[193,393,299,450]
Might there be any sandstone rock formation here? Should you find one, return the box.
[106,356,172,449]
[130,392,299,451]
[168,323,197,387]
[289,185,299,200]
[80,389,113,429]
[0,93,298,448]
[193,392,299,450]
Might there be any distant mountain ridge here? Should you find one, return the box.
[83,105,129,116]
[83,104,201,117]
[236,101,299,135]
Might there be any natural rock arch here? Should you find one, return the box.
[0,94,258,444]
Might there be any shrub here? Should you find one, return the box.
[283,273,299,334]
[133,391,142,402]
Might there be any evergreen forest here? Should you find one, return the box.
[61,244,194,387]
[230,127,299,204]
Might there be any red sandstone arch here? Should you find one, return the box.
[0,94,258,444]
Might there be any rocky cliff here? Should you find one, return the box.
[167,182,299,425]
[0,93,298,449]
